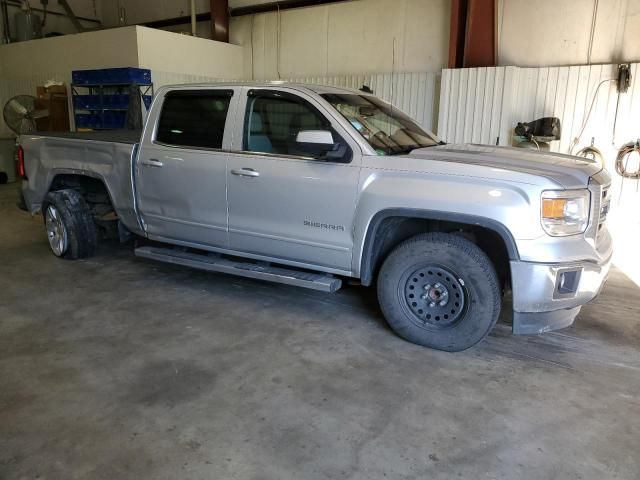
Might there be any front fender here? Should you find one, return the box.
[352,169,541,279]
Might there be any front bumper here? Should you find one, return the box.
[510,255,612,334]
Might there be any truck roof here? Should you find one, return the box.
[159,81,367,96]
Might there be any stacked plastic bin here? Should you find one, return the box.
[71,68,153,130]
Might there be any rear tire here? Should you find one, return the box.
[42,189,97,259]
[377,232,501,351]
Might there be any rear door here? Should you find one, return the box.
[136,88,238,248]
[226,88,361,273]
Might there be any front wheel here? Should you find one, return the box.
[377,233,501,351]
[42,189,97,259]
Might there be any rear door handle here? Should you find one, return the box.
[141,158,164,168]
[231,168,260,178]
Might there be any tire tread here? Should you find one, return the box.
[43,189,97,259]
[377,232,501,351]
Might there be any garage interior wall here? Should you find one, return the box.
[0,26,244,136]
[0,0,103,38]
[498,0,640,67]
[135,27,245,86]
[0,26,139,136]
[229,0,451,79]
[1,1,639,139]
[98,0,640,75]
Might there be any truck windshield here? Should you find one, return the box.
[321,93,441,155]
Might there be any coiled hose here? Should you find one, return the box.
[615,141,640,179]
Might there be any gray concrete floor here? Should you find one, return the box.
[1,181,639,480]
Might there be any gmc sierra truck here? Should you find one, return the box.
[17,83,612,351]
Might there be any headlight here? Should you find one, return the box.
[541,189,590,236]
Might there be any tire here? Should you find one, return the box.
[42,189,97,259]
[377,232,501,352]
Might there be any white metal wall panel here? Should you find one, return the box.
[439,66,512,146]
[437,63,640,165]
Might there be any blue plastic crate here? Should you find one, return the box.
[75,113,99,128]
[104,111,127,129]
[112,94,130,108]
[75,112,127,129]
[72,67,152,85]
[73,95,101,109]
[74,114,88,128]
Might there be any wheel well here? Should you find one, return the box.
[360,215,515,289]
[48,174,115,218]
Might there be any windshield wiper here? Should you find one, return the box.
[390,145,421,155]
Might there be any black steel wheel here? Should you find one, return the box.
[377,232,501,351]
[401,265,467,328]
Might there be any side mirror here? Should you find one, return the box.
[296,130,334,145]
[295,129,351,163]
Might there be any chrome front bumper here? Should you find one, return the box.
[510,255,612,334]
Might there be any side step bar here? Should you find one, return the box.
[135,246,342,293]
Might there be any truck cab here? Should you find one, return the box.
[136,84,363,275]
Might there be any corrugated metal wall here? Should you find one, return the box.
[438,63,640,160]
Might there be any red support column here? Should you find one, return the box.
[448,0,468,68]
[463,0,496,67]
[448,0,496,69]
[210,0,229,43]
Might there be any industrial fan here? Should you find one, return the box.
[2,95,49,135]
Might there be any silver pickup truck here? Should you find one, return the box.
[18,83,612,351]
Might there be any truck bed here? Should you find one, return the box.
[20,130,142,235]
[32,130,141,145]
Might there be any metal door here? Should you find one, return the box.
[226,88,361,272]
[136,88,238,248]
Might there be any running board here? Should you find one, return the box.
[135,246,342,293]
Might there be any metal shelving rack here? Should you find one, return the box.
[71,83,154,130]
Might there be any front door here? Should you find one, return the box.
[226,89,361,272]
[136,88,236,248]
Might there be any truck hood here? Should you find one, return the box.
[407,143,601,189]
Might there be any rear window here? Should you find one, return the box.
[156,90,233,149]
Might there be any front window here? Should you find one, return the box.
[321,93,441,155]
[243,91,351,162]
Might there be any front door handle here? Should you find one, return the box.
[141,158,164,168]
[231,168,260,178]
